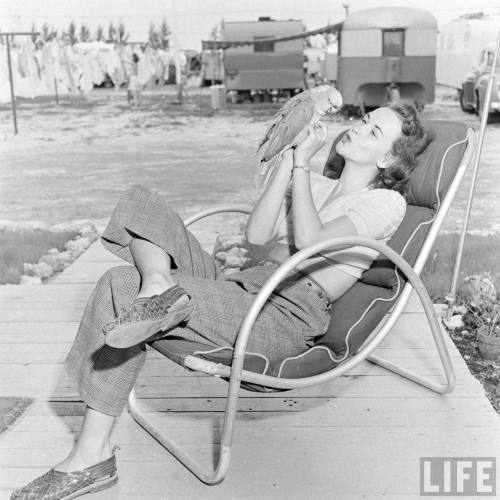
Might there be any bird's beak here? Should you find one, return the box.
[324,106,340,118]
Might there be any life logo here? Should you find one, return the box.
[420,457,496,496]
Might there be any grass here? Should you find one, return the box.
[421,233,500,302]
[0,397,32,434]
[0,228,78,284]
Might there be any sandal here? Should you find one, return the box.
[10,447,119,500]
[103,284,193,349]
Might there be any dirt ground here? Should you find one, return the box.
[0,85,499,236]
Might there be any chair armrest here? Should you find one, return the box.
[209,236,447,390]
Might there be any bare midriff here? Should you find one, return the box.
[267,243,358,302]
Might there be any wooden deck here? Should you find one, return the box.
[1,238,499,499]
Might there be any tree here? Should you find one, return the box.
[159,17,170,49]
[30,23,38,44]
[79,23,91,42]
[68,20,77,45]
[95,24,105,41]
[209,17,225,41]
[41,23,50,42]
[49,26,58,41]
[117,21,129,43]
[107,22,117,43]
[148,22,160,49]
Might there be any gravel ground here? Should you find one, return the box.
[1,85,499,234]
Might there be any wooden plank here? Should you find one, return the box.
[0,370,484,400]
[2,420,499,457]
[0,323,78,337]
[0,310,84,323]
[54,262,120,284]
[75,240,121,262]
[0,284,94,300]
[21,396,495,420]
[7,397,499,434]
[0,342,468,362]
[2,427,499,498]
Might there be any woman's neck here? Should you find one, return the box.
[335,160,378,195]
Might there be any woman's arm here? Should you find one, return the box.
[291,124,358,249]
[245,150,294,245]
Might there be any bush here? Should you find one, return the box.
[0,228,78,284]
[421,233,500,301]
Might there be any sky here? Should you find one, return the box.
[2,0,500,50]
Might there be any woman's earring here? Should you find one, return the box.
[377,154,394,169]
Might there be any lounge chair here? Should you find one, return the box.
[127,119,476,484]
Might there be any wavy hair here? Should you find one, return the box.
[324,101,434,197]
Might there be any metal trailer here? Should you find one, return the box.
[337,7,438,111]
[222,17,306,99]
[436,13,500,90]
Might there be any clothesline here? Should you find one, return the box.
[0,38,188,105]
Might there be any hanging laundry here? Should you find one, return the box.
[0,37,198,100]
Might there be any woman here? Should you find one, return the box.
[11,101,430,499]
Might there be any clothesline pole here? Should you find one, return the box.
[5,35,18,135]
[54,78,59,105]
[1,31,40,135]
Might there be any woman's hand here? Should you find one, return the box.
[294,122,328,165]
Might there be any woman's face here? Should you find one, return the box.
[335,107,402,165]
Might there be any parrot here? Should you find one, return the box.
[255,85,343,188]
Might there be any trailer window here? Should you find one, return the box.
[254,37,275,52]
[383,30,404,56]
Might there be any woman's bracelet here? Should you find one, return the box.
[293,164,311,173]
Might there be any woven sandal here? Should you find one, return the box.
[103,284,193,349]
[10,447,119,500]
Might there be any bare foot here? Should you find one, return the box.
[136,271,176,299]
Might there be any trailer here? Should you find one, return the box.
[222,17,306,100]
[337,7,437,111]
[436,13,500,90]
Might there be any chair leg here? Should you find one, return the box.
[127,387,235,485]
[367,317,456,394]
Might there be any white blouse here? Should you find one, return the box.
[274,171,407,278]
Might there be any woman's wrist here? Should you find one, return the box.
[293,155,311,171]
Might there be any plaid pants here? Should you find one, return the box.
[64,185,330,416]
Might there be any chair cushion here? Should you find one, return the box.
[151,337,268,373]
[318,282,397,357]
[323,120,469,209]
[150,337,346,390]
[318,119,471,357]
[406,120,469,209]
[360,205,434,289]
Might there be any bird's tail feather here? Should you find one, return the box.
[254,156,279,189]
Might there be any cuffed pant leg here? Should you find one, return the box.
[101,185,221,280]
[64,265,146,417]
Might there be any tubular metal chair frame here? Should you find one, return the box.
[128,127,476,485]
